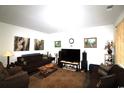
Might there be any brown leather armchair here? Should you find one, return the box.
[0,62,29,88]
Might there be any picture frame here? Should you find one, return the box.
[34,39,44,50]
[14,36,30,51]
[55,41,61,48]
[84,37,97,48]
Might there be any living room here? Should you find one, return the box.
[0,1,124,90]
[0,5,119,67]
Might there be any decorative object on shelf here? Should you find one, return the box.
[104,54,112,64]
[34,39,44,50]
[84,37,97,48]
[54,53,59,64]
[104,41,114,64]
[54,41,61,48]
[3,51,13,68]
[104,41,113,55]
[14,36,30,51]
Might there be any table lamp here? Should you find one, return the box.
[3,51,13,68]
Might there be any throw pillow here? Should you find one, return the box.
[20,57,25,62]
[98,68,108,76]
[42,55,48,60]
[23,61,27,65]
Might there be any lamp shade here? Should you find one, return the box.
[3,51,13,57]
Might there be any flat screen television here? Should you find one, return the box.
[60,49,80,62]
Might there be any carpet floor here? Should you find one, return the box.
[29,68,87,88]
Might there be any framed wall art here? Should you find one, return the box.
[14,36,30,51]
[84,37,97,48]
[55,41,61,48]
[34,39,44,50]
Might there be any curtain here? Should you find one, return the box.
[115,19,124,65]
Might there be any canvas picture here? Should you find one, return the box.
[55,41,61,47]
[14,36,30,51]
[34,39,44,50]
[84,37,97,48]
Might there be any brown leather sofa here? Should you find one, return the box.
[88,64,124,88]
[16,53,53,74]
[0,62,29,88]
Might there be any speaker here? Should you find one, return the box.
[58,51,63,68]
[81,51,88,72]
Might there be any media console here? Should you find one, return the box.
[60,60,80,71]
[58,49,80,71]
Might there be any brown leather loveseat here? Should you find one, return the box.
[88,64,124,88]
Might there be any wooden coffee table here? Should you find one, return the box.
[38,63,57,78]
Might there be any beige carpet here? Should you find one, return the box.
[29,68,87,88]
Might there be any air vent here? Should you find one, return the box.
[106,5,113,11]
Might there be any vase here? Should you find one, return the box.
[108,49,112,54]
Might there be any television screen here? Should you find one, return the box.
[60,49,80,62]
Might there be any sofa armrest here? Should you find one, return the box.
[7,66,22,75]
[96,74,117,88]
[0,71,29,88]
[100,74,115,79]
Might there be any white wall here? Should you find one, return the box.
[49,25,115,66]
[0,22,50,66]
[0,21,115,67]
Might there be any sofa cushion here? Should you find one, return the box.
[96,74,117,88]
[110,65,124,74]
[109,65,124,87]
[98,68,108,76]
[117,72,124,87]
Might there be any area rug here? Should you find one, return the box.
[32,68,57,79]
[29,68,87,88]
[32,72,44,79]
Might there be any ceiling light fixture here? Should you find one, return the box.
[42,5,84,30]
